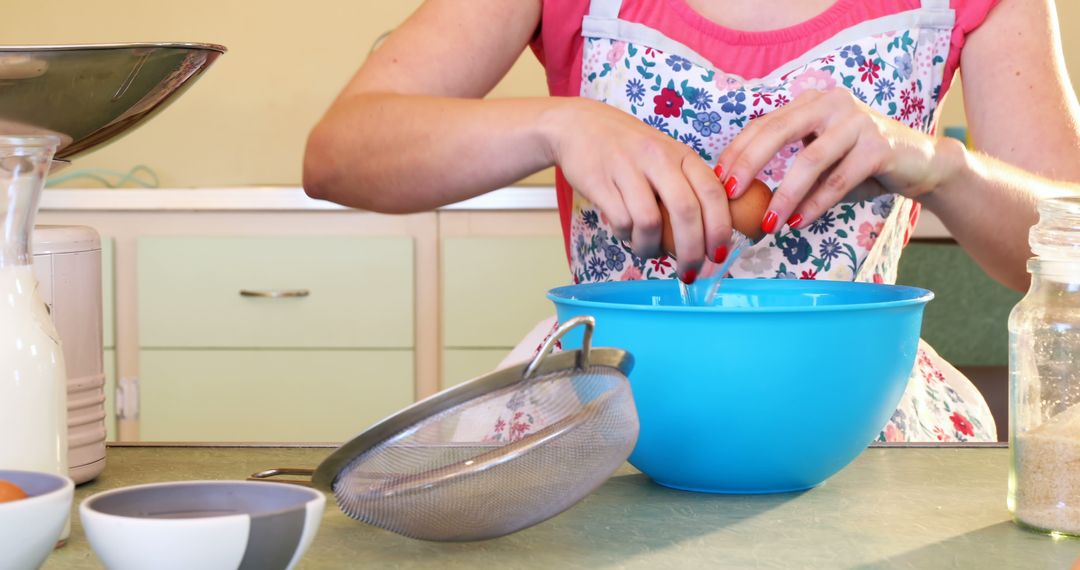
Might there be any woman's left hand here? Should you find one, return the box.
[716,87,961,233]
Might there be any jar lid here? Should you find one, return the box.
[1030,197,1080,260]
[31,225,100,254]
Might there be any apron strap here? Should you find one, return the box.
[587,0,624,19]
[920,0,950,10]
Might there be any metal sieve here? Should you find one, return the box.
[251,316,638,541]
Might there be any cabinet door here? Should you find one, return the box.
[896,243,1023,366]
[138,236,414,349]
[105,349,116,442]
[102,238,115,349]
[442,237,568,348]
[139,349,414,442]
[442,348,510,389]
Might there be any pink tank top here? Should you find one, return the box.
[531,0,999,98]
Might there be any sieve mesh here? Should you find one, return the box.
[331,364,638,541]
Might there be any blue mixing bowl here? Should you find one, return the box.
[548,279,933,494]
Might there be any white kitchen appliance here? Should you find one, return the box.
[32,225,106,484]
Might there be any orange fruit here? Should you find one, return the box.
[0,480,28,503]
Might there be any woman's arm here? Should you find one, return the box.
[304,0,733,279]
[920,0,1080,291]
[716,0,1080,292]
[302,0,551,212]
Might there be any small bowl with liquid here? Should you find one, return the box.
[80,480,324,570]
[548,278,933,494]
[0,470,74,569]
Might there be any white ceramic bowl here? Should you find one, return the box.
[0,470,75,570]
[80,480,325,570]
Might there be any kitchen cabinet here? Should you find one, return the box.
[102,239,116,441]
[441,235,569,387]
[38,196,440,442]
[135,236,415,441]
[137,236,414,349]
[104,349,116,442]
[138,350,413,441]
[39,187,1000,443]
[442,348,511,388]
[102,239,114,350]
[896,242,1023,366]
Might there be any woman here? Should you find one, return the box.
[303,0,1080,442]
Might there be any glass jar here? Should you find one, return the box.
[0,135,68,478]
[1009,197,1080,536]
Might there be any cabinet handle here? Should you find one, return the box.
[239,289,310,299]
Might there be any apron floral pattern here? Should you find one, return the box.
[552,0,997,443]
[573,27,942,285]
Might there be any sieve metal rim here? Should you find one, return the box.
[309,317,633,491]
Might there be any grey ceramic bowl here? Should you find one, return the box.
[0,470,74,569]
[80,480,324,570]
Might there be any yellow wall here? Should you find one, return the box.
[2,1,1076,188]
[0,0,550,187]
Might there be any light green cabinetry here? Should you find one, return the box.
[102,239,116,441]
[136,236,415,441]
[104,348,116,441]
[896,243,1023,366]
[442,348,510,388]
[138,237,413,348]
[102,238,114,349]
[44,203,570,442]
[139,350,413,442]
[441,237,569,387]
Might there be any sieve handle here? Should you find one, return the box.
[523,315,594,380]
[248,467,315,487]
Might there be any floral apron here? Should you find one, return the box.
[491,0,996,444]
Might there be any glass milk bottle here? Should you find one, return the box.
[0,136,68,479]
[1009,197,1080,536]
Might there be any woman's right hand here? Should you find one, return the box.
[541,98,731,281]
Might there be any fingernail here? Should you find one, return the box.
[714,245,728,264]
[761,210,779,234]
[724,176,738,198]
[681,268,698,284]
[787,213,803,229]
[714,163,725,179]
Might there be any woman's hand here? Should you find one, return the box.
[716,88,962,234]
[542,97,732,281]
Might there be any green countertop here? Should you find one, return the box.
[43,444,1080,569]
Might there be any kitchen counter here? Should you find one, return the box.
[43,444,1080,569]
[39,187,559,212]
[39,186,953,238]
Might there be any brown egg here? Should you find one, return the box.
[660,178,772,257]
[0,480,28,503]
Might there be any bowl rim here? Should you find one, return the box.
[0,134,62,147]
[80,480,324,523]
[0,469,74,510]
[0,42,226,53]
[547,278,934,314]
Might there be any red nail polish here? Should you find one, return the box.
[714,164,725,179]
[681,268,698,284]
[714,245,728,264]
[724,176,738,198]
[761,210,779,234]
[787,213,803,229]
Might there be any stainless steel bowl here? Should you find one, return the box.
[0,43,225,164]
